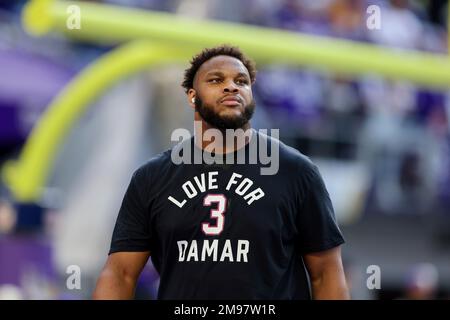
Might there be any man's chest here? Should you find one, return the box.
[150,167,296,240]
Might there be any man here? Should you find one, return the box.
[93,45,349,300]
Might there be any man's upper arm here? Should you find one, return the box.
[106,251,151,281]
[109,168,153,254]
[303,245,349,299]
[303,245,345,282]
[295,162,345,253]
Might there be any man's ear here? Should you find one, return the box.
[187,89,196,109]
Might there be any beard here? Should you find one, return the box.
[195,95,255,130]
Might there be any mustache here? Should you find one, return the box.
[218,94,243,104]
[195,96,256,130]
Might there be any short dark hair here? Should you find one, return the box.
[182,44,257,93]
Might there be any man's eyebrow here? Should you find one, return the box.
[235,72,250,79]
[205,71,224,77]
[204,71,250,79]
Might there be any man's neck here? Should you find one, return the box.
[193,118,252,155]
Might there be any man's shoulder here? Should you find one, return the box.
[144,149,173,168]
[132,149,173,182]
[257,130,316,173]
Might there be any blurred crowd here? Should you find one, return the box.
[0,0,449,299]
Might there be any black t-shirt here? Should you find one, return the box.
[109,130,345,300]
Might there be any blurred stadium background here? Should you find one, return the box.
[0,0,449,300]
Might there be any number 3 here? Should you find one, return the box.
[202,194,227,236]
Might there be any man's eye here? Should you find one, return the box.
[236,79,248,85]
[208,78,221,83]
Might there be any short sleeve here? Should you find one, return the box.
[109,169,152,254]
[296,163,345,254]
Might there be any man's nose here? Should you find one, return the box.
[223,80,239,93]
